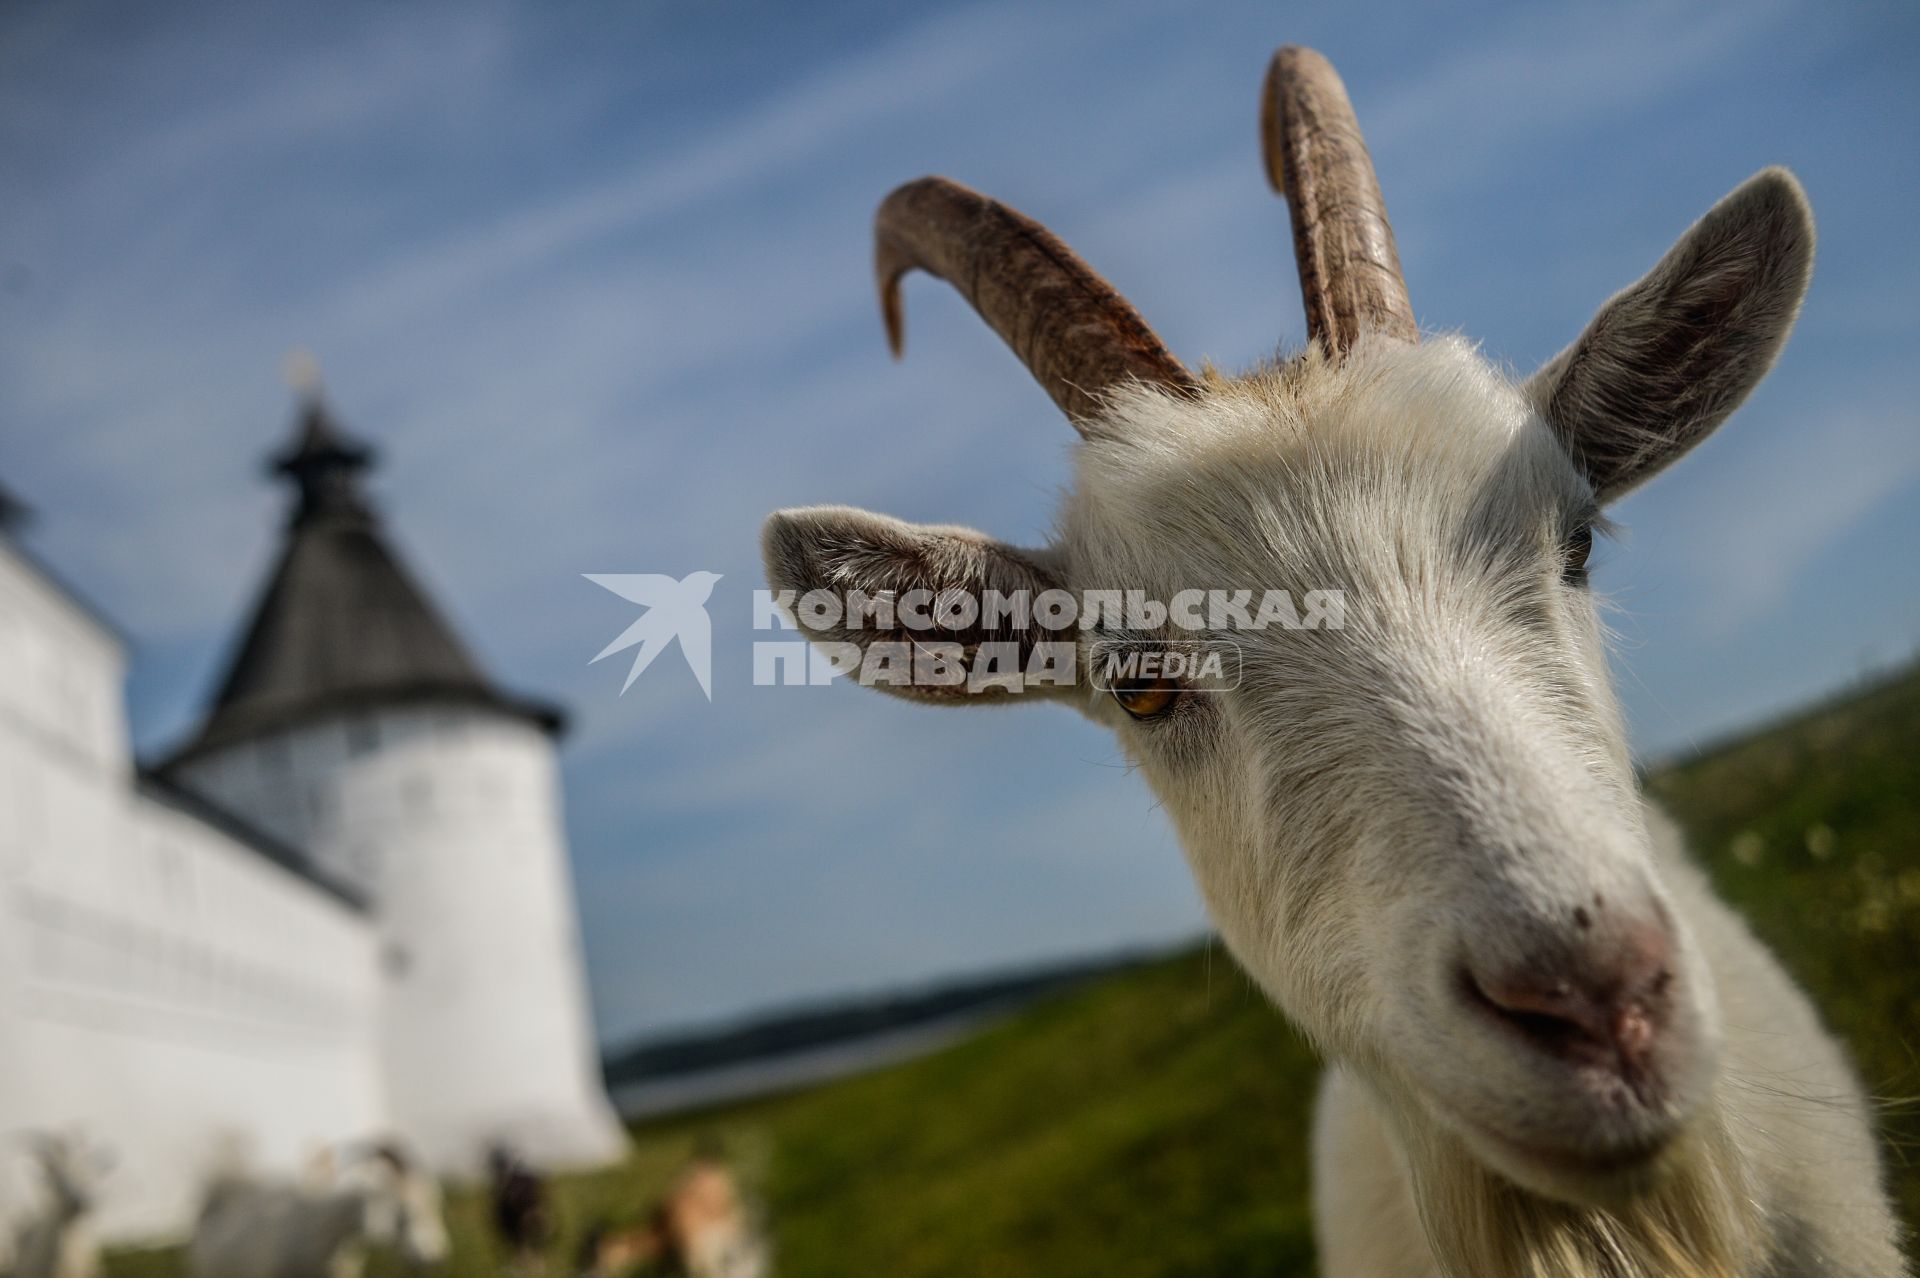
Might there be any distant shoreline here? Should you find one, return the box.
[601,944,1186,1117]
[610,1007,1006,1118]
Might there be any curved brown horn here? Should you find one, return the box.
[1261,46,1418,357]
[875,176,1198,431]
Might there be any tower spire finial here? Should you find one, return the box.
[282,347,324,400]
[271,350,374,524]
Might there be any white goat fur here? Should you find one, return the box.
[764,168,1908,1275]
[188,1153,448,1278]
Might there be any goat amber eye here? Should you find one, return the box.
[1111,676,1181,720]
[1562,524,1594,585]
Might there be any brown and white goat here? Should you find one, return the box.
[762,44,1906,1278]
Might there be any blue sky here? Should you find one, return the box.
[2,0,1916,1044]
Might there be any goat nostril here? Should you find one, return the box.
[1461,962,1671,1078]
[1466,969,1605,1047]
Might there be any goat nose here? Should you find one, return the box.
[1464,922,1675,1080]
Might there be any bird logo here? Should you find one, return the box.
[584,571,722,699]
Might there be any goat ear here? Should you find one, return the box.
[1526,168,1814,503]
[761,505,1076,704]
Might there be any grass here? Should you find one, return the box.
[1644,661,1920,1236]
[109,661,1920,1276]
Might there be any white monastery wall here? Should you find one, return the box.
[0,540,385,1242]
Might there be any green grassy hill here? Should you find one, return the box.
[111,661,1920,1276]
[1644,661,1920,1237]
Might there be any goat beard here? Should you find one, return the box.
[1397,1098,1764,1278]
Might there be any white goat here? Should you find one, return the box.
[6,1134,108,1278]
[762,44,1907,1278]
[188,1143,449,1278]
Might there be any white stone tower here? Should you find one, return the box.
[158,389,624,1171]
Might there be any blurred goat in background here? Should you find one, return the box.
[4,1132,111,1278]
[489,1143,554,1276]
[188,1141,447,1278]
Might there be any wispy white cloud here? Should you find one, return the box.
[318,1,1069,335]
[1362,0,1798,180]
[1610,381,1920,636]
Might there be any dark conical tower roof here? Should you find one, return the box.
[162,390,561,766]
